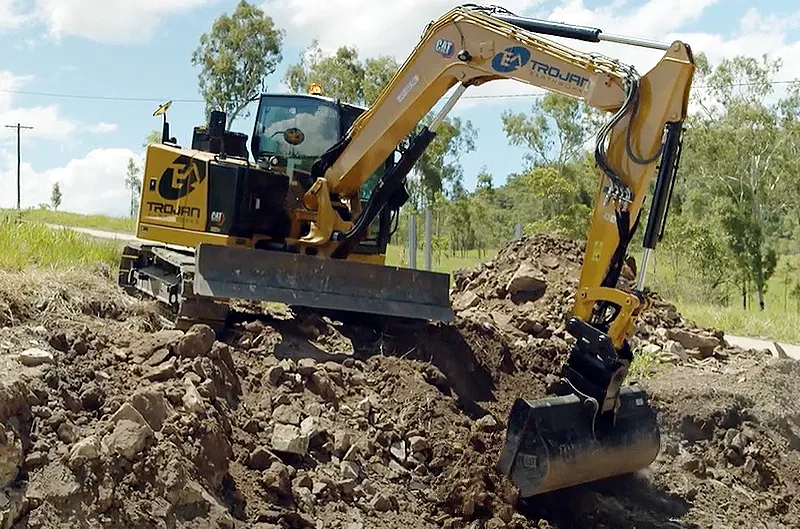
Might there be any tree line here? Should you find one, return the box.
[126,0,800,312]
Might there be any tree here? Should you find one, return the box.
[680,53,798,310]
[285,40,399,107]
[414,115,477,205]
[125,158,142,219]
[142,129,161,148]
[285,41,366,104]
[50,182,62,211]
[501,92,599,173]
[191,1,284,128]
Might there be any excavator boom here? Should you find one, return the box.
[266,3,693,497]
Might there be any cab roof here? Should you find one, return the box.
[259,92,367,112]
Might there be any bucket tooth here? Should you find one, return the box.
[498,384,660,497]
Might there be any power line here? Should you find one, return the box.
[0,79,797,104]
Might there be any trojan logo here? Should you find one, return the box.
[491,46,531,73]
[158,155,207,201]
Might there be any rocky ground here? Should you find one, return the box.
[0,234,798,529]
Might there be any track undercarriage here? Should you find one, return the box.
[118,242,232,333]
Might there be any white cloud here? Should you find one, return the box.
[0,147,140,216]
[264,0,800,113]
[0,71,77,143]
[0,0,31,30]
[86,122,118,134]
[33,0,219,44]
[262,0,543,58]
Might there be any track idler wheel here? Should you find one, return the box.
[497,384,660,497]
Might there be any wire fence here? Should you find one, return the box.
[398,206,523,271]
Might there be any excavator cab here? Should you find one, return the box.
[248,91,395,258]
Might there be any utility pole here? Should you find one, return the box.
[4,123,33,210]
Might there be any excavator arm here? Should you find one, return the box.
[299,3,695,496]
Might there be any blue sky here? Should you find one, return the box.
[1,0,799,216]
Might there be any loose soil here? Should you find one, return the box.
[0,234,797,529]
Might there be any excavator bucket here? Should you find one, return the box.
[497,384,660,497]
[192,243,454,322]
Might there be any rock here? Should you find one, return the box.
[145,347,171,367]
[0,426,22,487]
[665,340,687,361]
[261,462,291,496]
[389,439,406,461]
[176,324,216,358]
[296,358,318,376]
[408,436,429,452]
[475,414,498,432]
[56,421,78,444]
[273,404,301,426]
[293,473,313,491]
[731,432,748,452]
[271,424,309,456]
[69,435,101,467]
[340,460,361,480]
[130,330,184,360]
[182,378,205,414]
[79,382,104,412]
[244,320,265,333]
[342,444,360,462]
[486,518,506,529]
[17,348,54,367]
[144,358,177,382]
[300,416,322,439]
[131,389,172,431]
[110,402,150,428]
[453,291,480,312]
[334,431,353,457]
[506,262,547,302]
[248,446,279,470]
[310,371,337,401]
[369,492,394,512]
[667,328,720,357]
[642,343,661,356]
[104,419,152,459]
[266,365,284,386]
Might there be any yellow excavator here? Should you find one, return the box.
[118,3,694,500]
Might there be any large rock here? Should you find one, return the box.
[667,328,721,357]
[176,324,216,358]
[103,419,153,459]
[131,388,173,431]
[271,424,309,456]
[506,262,547,302]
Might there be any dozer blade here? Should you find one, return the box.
[192,243,454,322]
[497,385,660,497]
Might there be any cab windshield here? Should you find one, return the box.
[253,96,341,167]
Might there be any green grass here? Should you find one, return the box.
[12,207,800,345]
[0,208,136,234]
[645,251,800,344]
[676,302,800,344]
[0,218,121,273]
[385,245,494,276]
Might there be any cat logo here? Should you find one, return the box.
[210,211,225,225]
[158,155,207,201]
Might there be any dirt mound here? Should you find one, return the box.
[0,234,797,529]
